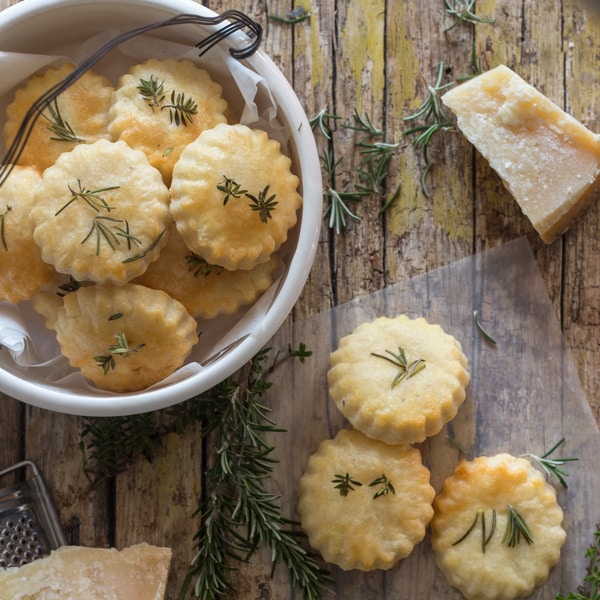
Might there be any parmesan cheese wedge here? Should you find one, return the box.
[0,543,171,600]
[442,64,600,243]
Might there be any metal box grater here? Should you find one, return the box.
[0,460,66,568]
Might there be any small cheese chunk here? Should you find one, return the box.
[442,64,600,243]
[0,543,171,600]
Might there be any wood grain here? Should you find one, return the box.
[0,1,599,599]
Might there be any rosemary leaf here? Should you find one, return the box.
[0,205,11,251]
[502,505,533,547]
[371,346,426,388]
[42,99,85,143]
[473,310,497,344]
[269,6,311,24]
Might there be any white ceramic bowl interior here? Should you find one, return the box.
[0,0,322,416]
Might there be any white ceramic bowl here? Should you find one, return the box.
[0,0,321,416]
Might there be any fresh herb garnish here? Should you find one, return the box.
[332,473,363,497]
[502,505,533,547]
[246,184,278,223]
[368,473,396,499]
[444,0,496,32]
[185,253,224,277]
[289,342,313,363]
[56,276,82,297]
[525,438,580,489]
[42,98,85,143]
[137,76,197,126]
[0,205,11,250]
[81,216,141,256]
[93,331,145,375]
[268,6,311,24]
[122,230,165,264]
[403,61,455,198]
[556,526,600,600]
[371,346,426,388]
[56,180,119,216]
[137,75,166,110]
[452,508,497,553]
[217,175,248,205]
[473,309,497,344]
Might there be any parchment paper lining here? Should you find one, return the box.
[0,28,294,395]
[265,237,600,598]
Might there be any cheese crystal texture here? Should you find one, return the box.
[442,64,600,243]
[0,543,171,600]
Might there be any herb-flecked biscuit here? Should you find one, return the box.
[297,428,435,571]
[169,123,302,270]
[134,222,280,319]
[31,139,170,284]
[3,63,113,173]
[54,283,198,392]
[431,453,566,600]
[327,315,470,445]
[108,58,228,185]
[0,166,55,303]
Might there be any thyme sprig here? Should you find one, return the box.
[0,205,11,251]
[93,331,145,375]
[217,175,248,204]
[369,473,396,499]
[502,505,534,547]
[42,98,85,143]
[371,346,426,388]
[444,0,496,32]
[186,253,224,277]
[137,76,198,126]
[525,438,580,489]
[332,473,363,497]
[403,61,455,198]
[247,185,279,223]
[556,526,600,600]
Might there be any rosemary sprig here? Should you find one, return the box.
[93,331,145,375]
[246,185,278,223]
[309,108,341,140]
[403,61,455,198]
[269,6,311,24]
[502,505,533,547]
[452,509,497,553]
[137,75,166,110]
[122,229,165,264]
[81,216,141,256]
[556,526,600,600]
[56,180,119,216]
[525,438,580,489]
[368,473,396,499]
[370,346,426,388]
[180,350,331,600]
[217,175,248,205]
[42,98,85,143]
[332,473,363,497]
[444,0,496,32]
[0,205,11,251]
[473,309,497,344]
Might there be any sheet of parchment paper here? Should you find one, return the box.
[265,236,600,599]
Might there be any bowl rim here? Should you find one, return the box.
[0,0,322,416]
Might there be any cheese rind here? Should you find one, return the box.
[0,543,171,600]
[442,64,600,243]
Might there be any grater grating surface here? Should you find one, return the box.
[0,460,66,568]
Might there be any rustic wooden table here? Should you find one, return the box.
[1,0,600,599]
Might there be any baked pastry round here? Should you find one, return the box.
[431,453,566,600]
[3,63,113,173]
[297,428,435,571]
[54,283,198,392]
[327,315,470,445]
[170,123,302,270]
[134,222,280,319]
[108,57,228,184]
[31,139,170,284]
[0,166,55,303]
